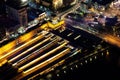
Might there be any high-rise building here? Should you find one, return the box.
[52,0,63,10]
[63,0,76,6]
[6,0,28,26]
[0,24,6,40]
[34,0,77,10]
[0,0,6,15]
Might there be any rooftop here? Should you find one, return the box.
[6,0,28,9]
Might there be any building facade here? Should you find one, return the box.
[0,0,6,15]
[6,0,28,26]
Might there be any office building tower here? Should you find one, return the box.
[6,0,28,26]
